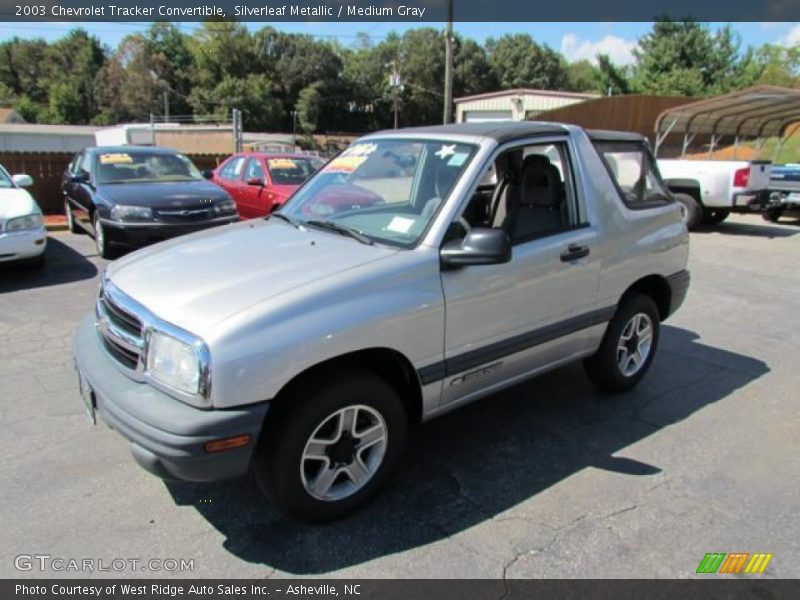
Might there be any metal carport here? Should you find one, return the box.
[653,85,800,158]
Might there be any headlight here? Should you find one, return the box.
[213,198,237,215]
[146,330,210,405]
[5,213,43,232]
[111,205,153,221]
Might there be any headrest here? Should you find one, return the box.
[520,155,562,208]
[495,151,523,184]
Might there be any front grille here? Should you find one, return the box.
[96,285,145,372]
[154,208,213,223]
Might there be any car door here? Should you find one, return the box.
[65,151,95,233]
[439,139,602,408]
[217,155,247,216]
[238,157,272,217]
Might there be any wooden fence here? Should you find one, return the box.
[0,152,227,214]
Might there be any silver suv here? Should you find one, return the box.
[73,123,690,521]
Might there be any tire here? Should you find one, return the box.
[93,213,113,259]
[65,199,80,234]
[763,208,783,223]
[673,193,702,230]
[584,293,661,393]
[702,208,729,225]
[253,367,408,522]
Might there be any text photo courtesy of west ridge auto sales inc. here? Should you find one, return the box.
[0,2,799,599]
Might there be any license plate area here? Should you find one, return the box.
[77,368,96,425]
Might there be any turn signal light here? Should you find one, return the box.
[204,434,251,453]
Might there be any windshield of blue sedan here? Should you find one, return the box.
[279,139,477,247]
[94,152,204,184]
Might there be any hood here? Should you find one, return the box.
[106,219,398,336]
[97,180,231,208]
[0,188,38,221]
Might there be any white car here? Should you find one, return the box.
[0,166,46,267]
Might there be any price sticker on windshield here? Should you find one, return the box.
[99,153,133,164]
[268,158,298,169]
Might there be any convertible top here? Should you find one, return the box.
[368,122,645,145]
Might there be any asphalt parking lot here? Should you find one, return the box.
[1,214,798,579]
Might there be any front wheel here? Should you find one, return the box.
[93,213,113,259]
[65,199,80,233]
[584,293,661,393]
[253,368,408,522]
[763,208,783,223]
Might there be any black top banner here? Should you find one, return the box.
[0,0,798,22]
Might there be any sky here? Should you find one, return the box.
[0,21,797,65]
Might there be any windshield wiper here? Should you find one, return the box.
[305,219,375,245]
[269,212,301,228]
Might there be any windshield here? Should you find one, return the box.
[0,166,14,188]
[279,139,477,247]
[266,157,319,185]
[94,151,204,184]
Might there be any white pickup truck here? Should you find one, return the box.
[657,159,772,229]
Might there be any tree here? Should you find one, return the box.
[47,82,83,124]
[188,74,284,131]
[296,82,322,133]
[633,20,758,96]
[145,23,195,117]
[753,44,800,88]
[596,55,631,95]
[486,34,568,90]
[565,60,601,93]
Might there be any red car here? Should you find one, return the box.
[207,153,323,219]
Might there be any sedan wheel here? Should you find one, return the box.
[65,199,80,234]
[93,214,112,259]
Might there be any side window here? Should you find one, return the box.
[68,153,82,174]
[468,142,578,246]
[78,152,92,175]
[594,142,671,207]
[220,156,245,181]
[245,158,265,182]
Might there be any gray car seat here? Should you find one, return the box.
[498,155,564,242]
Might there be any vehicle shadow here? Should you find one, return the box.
[694,219,798,238]
[0,234,99,293]
[165,325,768,574]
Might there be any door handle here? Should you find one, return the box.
[560,244,590,262]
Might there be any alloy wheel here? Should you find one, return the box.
[300,404,388,502]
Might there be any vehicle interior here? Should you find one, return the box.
[450,143,575,244]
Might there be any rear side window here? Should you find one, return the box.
[594,141,672,208]
[220,156,245,181]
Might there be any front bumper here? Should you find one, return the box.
[73,314,269,482]
[0,226,46,263]
[99,216,238,248]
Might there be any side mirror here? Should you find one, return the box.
[246,177,264,186]
[12,174,33,187]
[440,227,512,268]
[202,170,214,180]
[70,172,89,184]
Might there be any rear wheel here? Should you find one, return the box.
[253,368,408,522]
[763,208,783,223]
[702,208,729,225]
[584,293,661,393]
[674,193,702,230]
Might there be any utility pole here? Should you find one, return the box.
[390,62,400,129]
[442,0,454,124]
[292,110,298,148]
[163,91,169,122]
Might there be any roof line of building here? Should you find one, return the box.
[454,88,601,104]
